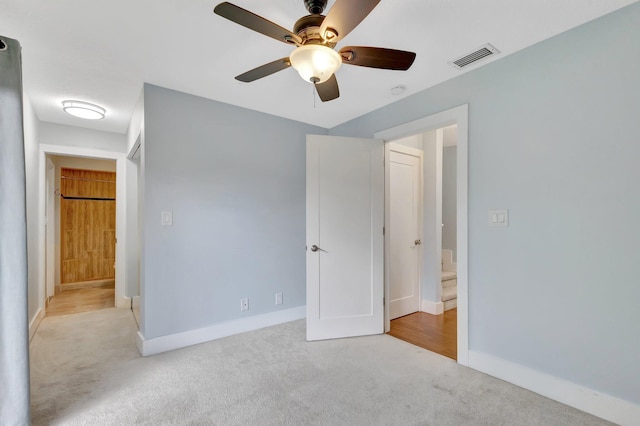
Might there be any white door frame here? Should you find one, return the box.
[38,144,129,312]
[45,157,55,301]
[385,143,424,322]
[126,134,141,302]
[375,104,469,366]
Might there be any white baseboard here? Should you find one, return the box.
[29,307,45,342]
[421,299,444,315]
[137,305,306,357]
[116,296,140,308]
[468,350,640,426]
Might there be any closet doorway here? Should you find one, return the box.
[46,158,117,316]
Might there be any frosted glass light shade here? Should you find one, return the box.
[289,45,342,84]
[62,100,106,120]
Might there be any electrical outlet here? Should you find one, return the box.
[275,292,283,305]
[240,298,249,311]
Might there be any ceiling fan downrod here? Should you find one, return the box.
[304,0,327,15]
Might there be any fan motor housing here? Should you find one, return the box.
[304,0,327,15]
[294,15,336,47]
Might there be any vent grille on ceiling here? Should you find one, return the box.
[449,43,500,69]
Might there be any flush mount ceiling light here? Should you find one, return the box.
[62,100,106,120]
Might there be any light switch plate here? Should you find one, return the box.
[161,211,173,226]
[489,209,508,227]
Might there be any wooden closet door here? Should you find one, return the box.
[60,168,116,284]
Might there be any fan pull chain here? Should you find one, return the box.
[312,84,316,108]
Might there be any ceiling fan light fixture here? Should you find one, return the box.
[62,100,106,120]
[289,45,342,84]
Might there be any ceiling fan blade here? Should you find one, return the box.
[339,46,416,70]
[315,74,340,102]
[214,2,302,45]
[235,58,291,82]
[319,0,380,43]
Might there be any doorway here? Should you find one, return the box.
[384,126,458,360]
[44,155,118,316]
[377,104,469,365]
[304,105,468,364]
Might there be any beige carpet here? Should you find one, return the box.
[30,308,611,425]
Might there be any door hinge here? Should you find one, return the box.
[383,227,385,235]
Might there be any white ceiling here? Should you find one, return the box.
[2,0,636,134]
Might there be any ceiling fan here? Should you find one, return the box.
[213,0,416,102]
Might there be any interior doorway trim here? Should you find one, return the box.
[38,144,129,314]
[374,104,469,366]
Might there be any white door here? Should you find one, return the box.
[387,144,423,320]
[306,134,384,341]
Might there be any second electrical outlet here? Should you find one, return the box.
[240,298,249,311]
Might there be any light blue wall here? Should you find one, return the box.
[39,121,126,152]
[141,84,326,339]
[125,91,143,299]
[330,4,640,404]
[420,130,441,304]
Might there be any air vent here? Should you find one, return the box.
[449,43,500,69]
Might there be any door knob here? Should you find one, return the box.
[310,244,327,253]
[414,239,421,246]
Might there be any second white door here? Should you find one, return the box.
[387,144,423,320]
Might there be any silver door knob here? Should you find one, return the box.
[414,239,421,245]
[310,245,327,253]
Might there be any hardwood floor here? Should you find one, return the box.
[46,285,115,317]
[387,309,457,360]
